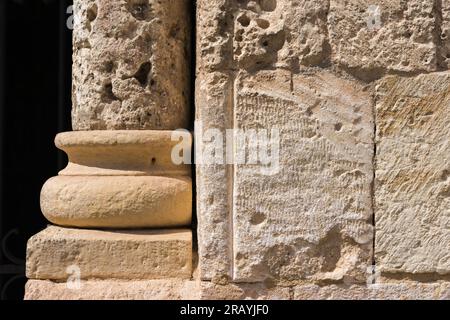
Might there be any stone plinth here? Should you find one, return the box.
[26,226,193,281]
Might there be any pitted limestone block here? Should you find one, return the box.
[41,175,192,228]
[375,72,450,275]
[25,280,450,300]
[232,69,374,284]
[56,131,191,176]
[232,0,329,70]
[197,0,329,73]
[26,226,192,280]
[72,0,191,130]
[328,0,438,79]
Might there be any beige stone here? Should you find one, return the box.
[195,71,234,282]
[26,226,192,280]
[56,130,192,177]
[25,279,450,300]
[25,279,199,300]
[231,70,373,284]
[232,0,330,70]
[328,0,438,80]
[41,175,192,228]
[293,283,450,300]
[72,0,191,130]
[441,0,450,69]
[197,0,330,73]
[200,282,291,300]
[375,72,450,275]
[41,130,193,228]
[196,0,374,284]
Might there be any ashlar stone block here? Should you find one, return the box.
[375,72,450,275]
[26,226,193,280]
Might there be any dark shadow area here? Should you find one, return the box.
[0,0,72,300]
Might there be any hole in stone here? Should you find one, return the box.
[259,0,277,12]
[151,157,156,165]
[134,62,151,87]
[334,123,343,131]
[104,61,115,73]
[250,212,266,225]
[150,79,156,87]
[441,33,447,39]
[103,83,119,102]
[262,40,269,47]
[256,18,270,29]
[126,0,150,20]
[169,24,180,38]
[87,4,98,22]
[441,170,450,181]
[237,14,250,27]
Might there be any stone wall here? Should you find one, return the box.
[195,0,450,299]
[25,0,450,300]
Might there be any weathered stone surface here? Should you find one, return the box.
[195,72,234,282]
[25,280,450,300]
[41,130,193,228]
[232,70,374,284]
[441,0,450,69]
[41,176,192,228]
[328,0,438,79]
[375,72,450,275]
[293,283,450,300]
[197,0,330,73]
[196,0,374,284]
[56,131,192,177]
[26,226,192,280]
[72,0,191,130]
[200,282,291,300]
[25,279,199,300]
[232,0,330,70]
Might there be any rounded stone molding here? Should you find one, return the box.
[56,130,191,176]
[41,175,192,228]
[40,130,192,228]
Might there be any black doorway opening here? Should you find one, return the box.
[0,0,72,300]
